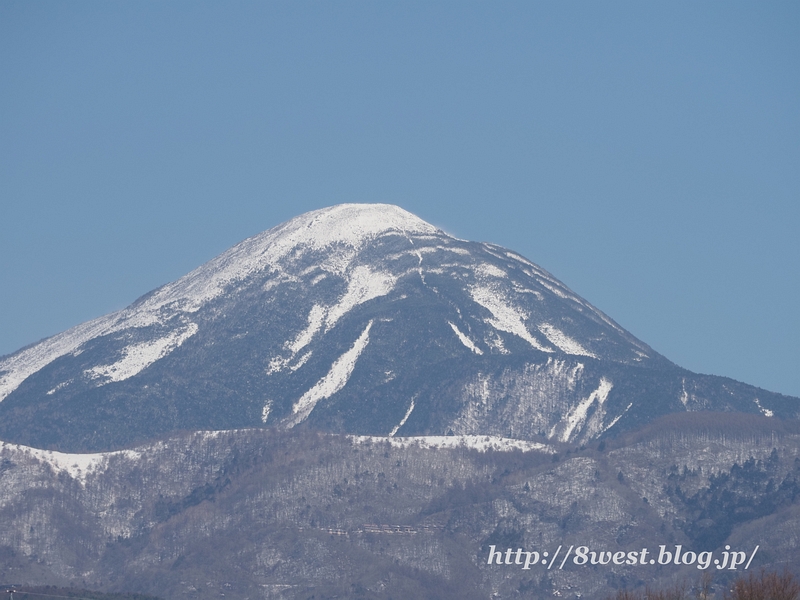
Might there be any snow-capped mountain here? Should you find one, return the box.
[0,204,796,451]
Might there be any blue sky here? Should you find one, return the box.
[2,2,798,397]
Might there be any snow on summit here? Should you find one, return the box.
[0,202,652,410]
[0,204,437,403]
[0,202,653,410]
[129,203,440,314]
[5,201,759,456]
[270,203,439,254]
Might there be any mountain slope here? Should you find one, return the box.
[0,204,796,451]
[1,419,799,599]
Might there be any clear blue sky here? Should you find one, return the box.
[2,2,798,397]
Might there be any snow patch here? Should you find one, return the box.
[538,324,597,358]
[287,320,373,427]
[680,379,689,408]
[46,380,72,395]
[290,351,312,372]
[469,284,552,353]
[269,266,394,374]
[414,250,426,284]
[505,251,535,267]
[384,245,469,263]
[444,246,470,255]
[754,398,774,418]
[448,322,483,355]
[550,378,613,443]
[603,402,633,433]
[537,279,575,301]
[475,263,507,279]
[0,314,122,402]
[0,440,141,483]
[486,332,510,354]
[325,266,396,331]
[390,398,416,436]
[350,435,554,454]
[289,304,326,354]
[266,356,289,376]
[512,282,544,299]
[261,400,272,423]
[85,323,198,385]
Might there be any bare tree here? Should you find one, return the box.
[724,569,800,600]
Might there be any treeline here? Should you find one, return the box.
[665,449,800,548]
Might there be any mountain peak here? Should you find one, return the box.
[1,204,795,452]
[158,203,441,309]
[271,203,441,251]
